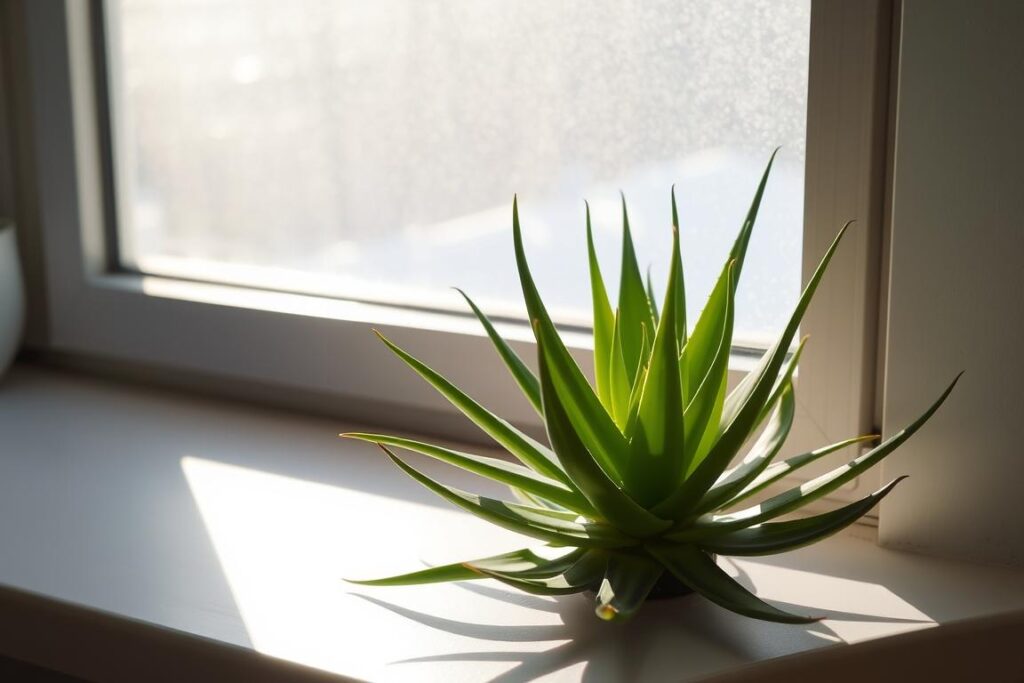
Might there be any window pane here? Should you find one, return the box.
[108,0,810,345]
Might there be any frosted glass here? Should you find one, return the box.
[110,0,810,345]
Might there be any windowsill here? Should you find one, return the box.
[0,362,1022,681]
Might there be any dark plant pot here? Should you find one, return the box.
[646,571,696,600]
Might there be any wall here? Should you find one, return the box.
[879,0,1024,566]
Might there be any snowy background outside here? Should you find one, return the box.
[110,0,810,346]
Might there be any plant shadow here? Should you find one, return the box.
[348,578,893,683]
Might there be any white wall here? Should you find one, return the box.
[879,0,1024,566]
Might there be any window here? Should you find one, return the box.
[15,1,893,509]
[106,0,810,346]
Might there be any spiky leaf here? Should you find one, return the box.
[374,330,566,484]
[456,288,541,416]
[343,433,590,514]
[513,198,630,482]
[537,328,671,537]
[647,544,819,624]
[699,477,907,556]
[627,225,686,505]
[586,204,616,411]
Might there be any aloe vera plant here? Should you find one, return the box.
[345,154,958,623]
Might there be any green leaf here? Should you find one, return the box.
[691,373,727,468]
[587,203,616,412]
[343,433,591,515]
[729,148,778,281]
[345,546,581,586]
[646,267,660,326]
[456,288,541,416]
[699,477,907,556]
[595,553,663,621]
[655,223,852,520]
[719,434,878,510]
[681,261,735,475]
[751,336,807,428]
[476,550,606,595]
[680,260,734,407]
[676,373,961,537]
[627,225,686,506]
[381,445,631,548]
[696,345,802,515]
[537,329,671,537]
[673,150,773,409]
[646,544,819,624]
[714,149,783,425]
[696,382,795,514]
[374,330,568,485]
[508,486,566,511]
[608,310,631,429]
[617,194,656,385]
[465,547,588,579]
[640,321,653,370]
[670,187,687,347]
[473,570,589,596]
[694,338,807,504]
[623,339,649,438]
[512,197,630,482]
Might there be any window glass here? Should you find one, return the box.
[109,0,810,345]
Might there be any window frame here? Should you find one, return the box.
[11,0,895,510]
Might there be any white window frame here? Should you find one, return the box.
[11,0,895,510]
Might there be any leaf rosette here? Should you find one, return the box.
[344,154,958,623]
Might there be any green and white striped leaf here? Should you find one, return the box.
[720,433,878,510]
[694,338,807,510]
[699,477,906,556]
[675,374,960,537]
[696,380,797,514]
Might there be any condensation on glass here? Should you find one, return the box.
[107,0,810,345]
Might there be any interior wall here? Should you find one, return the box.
[879,0,1024,566]
[0,1,15,218]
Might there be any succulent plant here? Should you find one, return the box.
[344,154,958,623]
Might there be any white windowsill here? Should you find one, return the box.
[0,363,1022,682]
